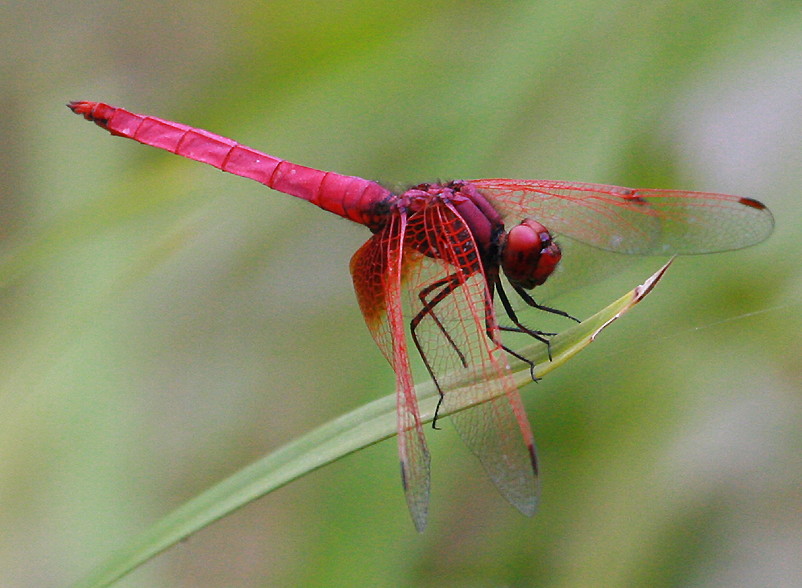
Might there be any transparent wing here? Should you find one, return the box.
[350,214,431,532]
[471,178,774,255]
[401,199,539,516]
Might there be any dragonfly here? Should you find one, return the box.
[69,101,774,531]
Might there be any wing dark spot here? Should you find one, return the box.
[528,443,539,476]
[738,196,767,211]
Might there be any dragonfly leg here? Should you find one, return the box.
[512,283,581,323]
[414,275,468,368]
[499,342,540,382]
[483,280,544,377]
[410,272,467,430]
[498,324,554,342]
[495,279,557,361]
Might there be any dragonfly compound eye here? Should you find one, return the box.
[501,219,562,289]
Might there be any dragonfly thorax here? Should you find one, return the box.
[500,219,561,289]
[396,181,503,262]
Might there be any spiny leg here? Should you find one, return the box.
[511,283,581,323]
[410,271,466,430]
[495,279,556,360]
[415,275,468,368]
[494,278,582,380]
[477,279,541,381]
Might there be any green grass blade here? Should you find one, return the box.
[70,260,672,588]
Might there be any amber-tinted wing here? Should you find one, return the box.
[400,198,539,518]
[350,212,431,532]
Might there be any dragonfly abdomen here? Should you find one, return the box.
[68,101,393,228]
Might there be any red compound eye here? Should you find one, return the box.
[501,219,561,289]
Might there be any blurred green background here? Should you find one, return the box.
[2,1,801,586]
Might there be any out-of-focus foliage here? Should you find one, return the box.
[1,1,800,586]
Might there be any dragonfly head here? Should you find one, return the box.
[500,219,561,289]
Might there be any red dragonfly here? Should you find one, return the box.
[69,101,774,531]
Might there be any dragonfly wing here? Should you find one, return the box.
[402,200,538,516]
[471,178,774,254]
[350,214,431,532]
